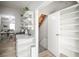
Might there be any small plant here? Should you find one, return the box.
[24,7,29,11]
[21,7,29,17]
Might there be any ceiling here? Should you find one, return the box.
[0,1,44,11]
[0,1,78,15]
[39,1,78,15]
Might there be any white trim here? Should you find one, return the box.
[62,43,79,53]
[35,9,39,57]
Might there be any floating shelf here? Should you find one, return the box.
[60,3,79,57]
[60,4,79,15]
[61,43,79,53]
[60,36,79,40]
[61,11,79,16]
[61,16,79,21]
[61,12,79,20]
[61,47,79,57]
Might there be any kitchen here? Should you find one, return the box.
[0,1,43,57]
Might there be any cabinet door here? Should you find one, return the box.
[16,36,33,57]
[48,11,60,57]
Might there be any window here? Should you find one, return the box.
[9,23,15,30]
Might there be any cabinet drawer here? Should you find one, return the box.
[17,39,32,45]
[17,47,31,57]
[17,43,32,52]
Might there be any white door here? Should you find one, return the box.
[48,11,60,57]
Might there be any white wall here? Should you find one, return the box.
[0,17,1,31]
[39,16,48,49]
[0,6,21,33]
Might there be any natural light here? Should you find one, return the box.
[9,23,15,30]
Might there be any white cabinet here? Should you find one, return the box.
[16,35,33,57]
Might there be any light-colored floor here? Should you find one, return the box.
[39,50,55,57]
[60,53,67,57]
[0,37,16,57]
[39,45,47,53]
[39,50,67,57]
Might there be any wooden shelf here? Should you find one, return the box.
[61,13,79,20]
[60,4,79,15]
[61,43,79,53]
[61,36,79,40]
[60,3,79,57]
[61,11,79,16]
[61,17,79,21]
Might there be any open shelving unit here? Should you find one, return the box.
[60,4,79,57]
[21,11,34,32]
